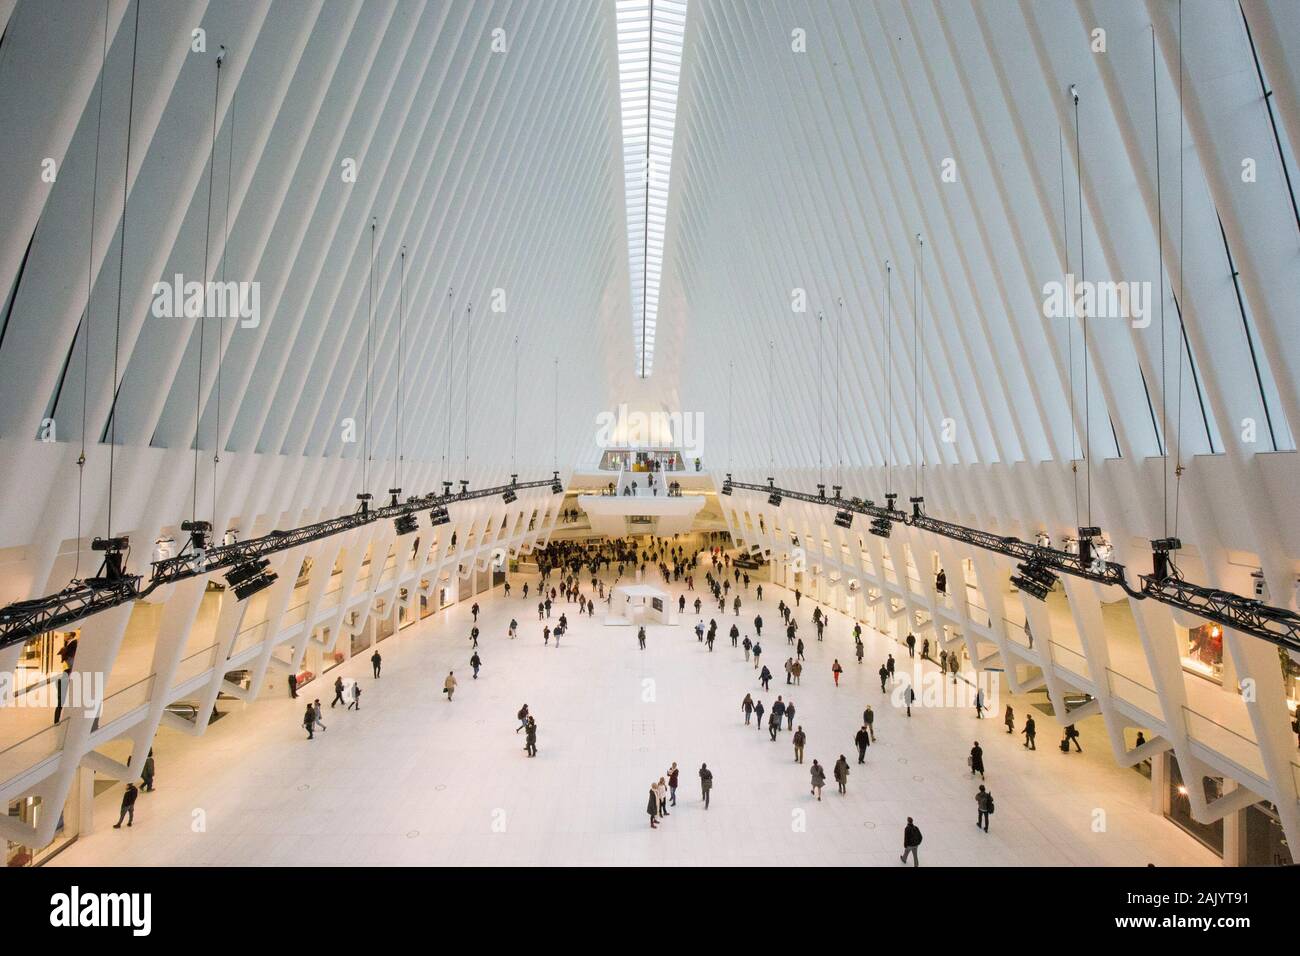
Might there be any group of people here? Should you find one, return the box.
[648,761,714,826]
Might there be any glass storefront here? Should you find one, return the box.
[1244,801,1294,867]
[1181,622,1224,683]
[6,795,71,867]
[1164,756,1224,855]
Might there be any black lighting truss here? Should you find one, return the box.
[0,477,560,650]
[723,477,1300,653]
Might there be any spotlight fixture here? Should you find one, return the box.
[909,496,925,518]
[1035,531,1052,549]
[441,481,453,496]
[869,517,892,539]
[1011,561,1058,602]
[356,492,373,515]
[510,473,518,486]
[394,513,419,536]
[768,491,783,507]
[180,520,211,553]
[833,510,854,529]
[388,488,402,508]
[817,484,826,499]
[884,492,899,513]
[225,557,277,601]
[459,480,470,495]
[1077,527,1102,567]
[88,536,131,584]
[429,505,451,527]
[1150,537,1182,583]
[832,485,842,499]
[721,473,733,495]
[1009,573,1051,602]
[551,471,564,495]
[502,488,517,505]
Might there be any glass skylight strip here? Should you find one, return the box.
[617,0,687,378]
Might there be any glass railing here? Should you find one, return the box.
[1182,706,1267,779]
[1049,640,1091,681]
[97,674,155,728]
[171,644,219,692]
[231,619,270,656]
[1106,668,1163,720]
[0,721,67,787]
[282,601,309,628]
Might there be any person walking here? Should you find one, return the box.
[637,626,646,650]
[791,660,802,685]
[832,659,843,687]
[796,638,805,661]
[1004,705,1015,734]
[443,671,457,701]
[903,684,915,717]
[886,653,896,680]
[1023,715,1037,750]
[809,760,826,801]
[288,672,298,699]
[112,783,139,828]
[699,763,713,808]
[752,641,762,669]
[905,632,916,657]
[331,675,345,708]
[312,700,326,733]
[470,626,480,648]
[648,785,660,828]
[833,755,850,795]
[470,650,482,679]
[516,703,530,733]
[976,785,994,833]
[753,698,765,732]
[303,703,316,739]
[768,709,781,741]
[741,693,755,725]
[543,625,551,646]
[509,618,517,639]
[371,650,382,678]
[974,687,985,719]
[785,699,796,730]
[742,636,752,661]
[864,705,876,740]
[855,725,871,764]
[141,750,156,792]
[878,663,889,692]
[784,657,794,685]
[471,602,480,622]
[969,741,985,779]
[667,762,679,806]
[348,683,362,711]
[525,717,538,757]
[793,726,806,763]
[656,777,670,817]
[1063,724,1083,752]
[900,818,922,866]
[760,664,772,691]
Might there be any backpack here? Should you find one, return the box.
[986,795,994,814]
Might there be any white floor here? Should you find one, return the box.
[51,557,1217,867]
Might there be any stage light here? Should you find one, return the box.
[356,492,373,515]
[832,485,842,499]
[1150,537,1181,583]
[89,536,131,583]
[441,481,453,496]
[884,492,898,512]
[388,488,402,508]
[768,492,783,507]
[720,482,732,496]
[1009,573,1050,602]
[551,471,564,494]
[232,569,277,601]
[394,513,419,536]
[502,488,517,504]
[1015,561,1058,591]
[429,506,451,527]
[834,510,854,529]
[869,517,892,539]
[459,480,470,495]
[181,519,211,553]
[1035,531,1052,549]
[817,484,826,499]
[225,558,270,589]
[1077,526,1102,565]
[910,496,925,518]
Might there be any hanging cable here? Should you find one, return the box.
[1152,27,1169,538]
[1059,126,1080,529]
[817,309,825,486]
[1173,0,1187,538]
[836,296,843,488]
[886,260,893,494]
[194,48,223,524]
[912,236,922,499]
[444,286,454,485]
[553,357,559,473]
[915,234,924,500]
[107,0,142,540]
[463,300,472,479]
[727,359,734,473]
[75,0,109,581]
[767,338,775,473]
[214,55,234,527]
[365,218,375,494]
[640,0,655,379]
[396,246,405,491]
[1071,83,1092,527]
[512,334,519,475]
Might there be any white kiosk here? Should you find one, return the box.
[605,584,678,627]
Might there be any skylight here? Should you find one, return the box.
[616,0,687,378]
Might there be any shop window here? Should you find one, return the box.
[1181,622,1224,683]
[1164,756,1224,856]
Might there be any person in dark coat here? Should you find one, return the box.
[855,725,871,764]
[741,693,754,725]
[112,783,138,828]
[753,699,764,731]
[759,665,772,691]
[1023,715,1037,749]
[976,785,994,832]
[303,704,316,738]
[785,699,796,730]
[1004,705,1015,734]
[793,726,806,763]
[371,650,382,678]
[969,741,985,779]
[768,709,780,741]
[288,672,298,699]
[699,763,713,808]
[647,786,660,828]
[470,651,482,679]
[331,676,345,708]
[901,818,922,866]
[833,755,850,794]
[141,750,156,792]
[809,760,826,801]
[524,717,537,757]
[878,664,889,692]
